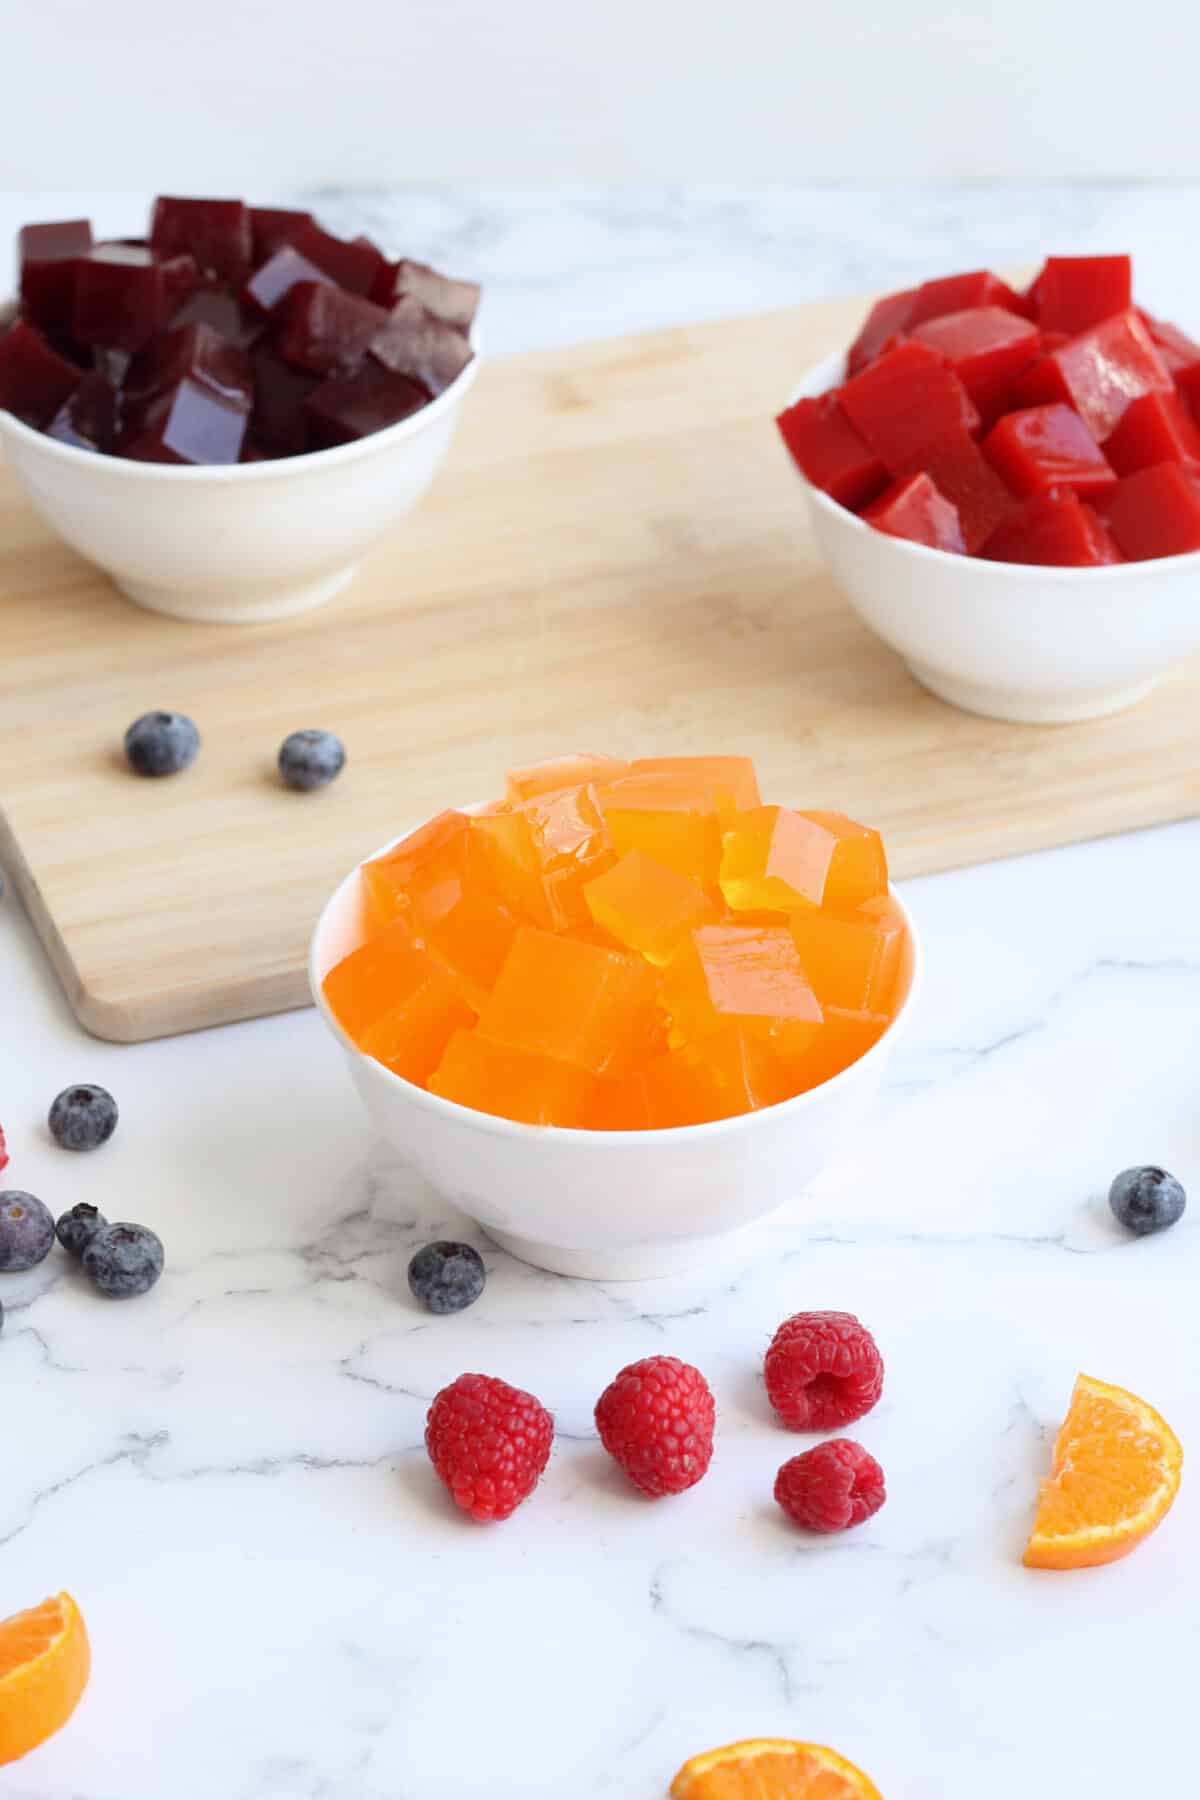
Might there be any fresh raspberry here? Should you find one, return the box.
[775,1439,886,1532]
[595,1355,715,1497]
[425,1372,554,1523]
[764,1310,883,1430]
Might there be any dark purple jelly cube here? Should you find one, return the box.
[242,244,331,317]
[170,285,263,350]
[287,223,385,298]
[46,372,117,452]
[150,196,252,285]
[272,282,389,377]
[125,322,254,411]
[18,219,93,334]
[0,320,84,426]
[250,207,316,266]
[161,253,201,316]
[121,377,248,465]
[304,363,431,449]
[372,258,480,332]
[250,349,319,456]
[371,295,473,395]
[72,245,171,351]
[239,434,271,462]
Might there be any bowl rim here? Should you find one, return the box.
[308,816,924,1147]
[0,319,481,483]
[787,342,1200,581]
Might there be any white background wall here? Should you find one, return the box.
[2,0,1198,187]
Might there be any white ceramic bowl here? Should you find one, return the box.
[309,824,921,1281]
[0,330,480,625]
[788,346,1200,724]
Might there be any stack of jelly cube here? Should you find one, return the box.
[323,754,910,1130]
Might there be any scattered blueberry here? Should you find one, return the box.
[0,1192,56,1272]
[124,710,200,777]
[278,729,346,792]
[48,1084,118,1153]
[407,1240,486,1314]
[82,1223,164,1298]
[56,1203,108,1259]
[1109,1165,1187,1236]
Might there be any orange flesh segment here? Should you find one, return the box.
[721,807,888,913]
[594,771,725,889]
[670,1737,883,1800]
[430,1028,596,1126]
[0,1592,91,1768]
[584,849,718,965]
[324,920,475,1082]
[1024,1373,1184,1569]
[628,754,761,825]
[478,925,662,1075]
[505,752,629,803]
[789,900,905,1013]
[664,924,824,1059]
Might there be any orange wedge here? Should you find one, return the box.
[670,1737,883,1799]
[0,1593,91,1765]
[1024,1374,1183,1570]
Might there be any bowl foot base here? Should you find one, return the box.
[907,661,1157,726]
[483,1218,771,1281]
[115,563,357,625]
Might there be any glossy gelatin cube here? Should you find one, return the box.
[1033,256,1132,337]
[505,753,629,803]
[594,772,725,889]
[286,222,386,298]
[273,281,390,377]
[584,850,718,965]
[170,284,263,349]
[720,806,888,913]
[372,258,481,332]
[242,243,331,316]
[323,917,474,1082]
[775,393,887,509]
[250,349,320,456]
[910,305,1042,420]
[1140,311,1200,379]
[150,196,253,284]
[471,805,552,927]
[639,1028,790,1127]
[982,490,1123,566]
[837,340,981,473]
[982,403,1114,498]
[585,1070,653,1131]
[1103,464,1200,561]
[785,1007,890,1094]
[249,207,316,265]
[121,378,249,465]
[478,927,660,1075]
[907,429,1014,552]
[908,269,1033,327]
[1007,310,1172,442]
[363,812,469,927]
[371,295,473,396]
[664,924,823,1060]
[1103,391,1200,476]
[124,322,254,410]
[627,755,761,823]
[474,785,614,931]
[46,372,117,452]
[72,245,173,351]
[429,1028,595,1126]
[18,219,92,335]
[846,289,917,375]
[861,472,965,551]
[304,364,430,449]
[0,321,83,427]
[789,898,905,1013]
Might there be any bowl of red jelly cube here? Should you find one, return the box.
[777,256,1200,724]
[0,197,481,624]
[309,752,920,1280]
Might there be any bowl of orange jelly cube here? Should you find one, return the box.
[310,753,919,1279]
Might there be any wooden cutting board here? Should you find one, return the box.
[3,291,1199,1042]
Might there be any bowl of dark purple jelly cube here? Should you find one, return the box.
[0,197,481,623]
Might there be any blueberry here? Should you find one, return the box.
[278,729,346,792]
[48,1084,118,1153]
[82,1223,164,1298]
[56,1203,108,1258]
[407,1241,486,1314]
[124,711,200,777]
[0,1192,56,1272]
[1109,1165,1187,1236]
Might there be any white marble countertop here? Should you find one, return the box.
[3,187,1200,1799]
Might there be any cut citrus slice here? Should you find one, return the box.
[1024,1373,1183,1570]
[670,1737,883,1799]
[0,1591,91,1765]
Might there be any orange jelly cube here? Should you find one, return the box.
[641,1025,791,1126]
[627,755,761,826]
[663,924,823,1059]
[505,752,629,804]
[594,772,724,889]
[323,920,475,1083]
[429,1028,596,1126]
[720,806,888,913]
[472,786,614,931]
[362,810,468,931]
[789,897,906,1013]
[785,1006,890,1093]
[583,850,718,965]
[478,926,661,1074]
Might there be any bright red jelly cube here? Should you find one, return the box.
[1104,390,1200,476]
[249,207,316,265]
[1104,464,1200,560]
[371,258,481,331]
[1034,256,1132,336]
[371,296,474,395]
[46,372,117,452]
[775,392,887,508]
[122,379,249,465]
[150,196,252,285]
[286,222,386,298]
[1007,310,1172,442]
[861,471,965,551]
[909,269,1033,327]
[838,341,981,473]
[982,403,1114,498]
[1139,311,1200,379]
[982,490,1123,566]
[911,306,1042,420]
[72,245,176,352]
[250,349,320,455]
[242,244,331,316]
[304,364,431,449]
[908,429,1014,552]
[0,321,83,427]
[845,289,917,375]
[18,219,93,335]
[272,282,390,377]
